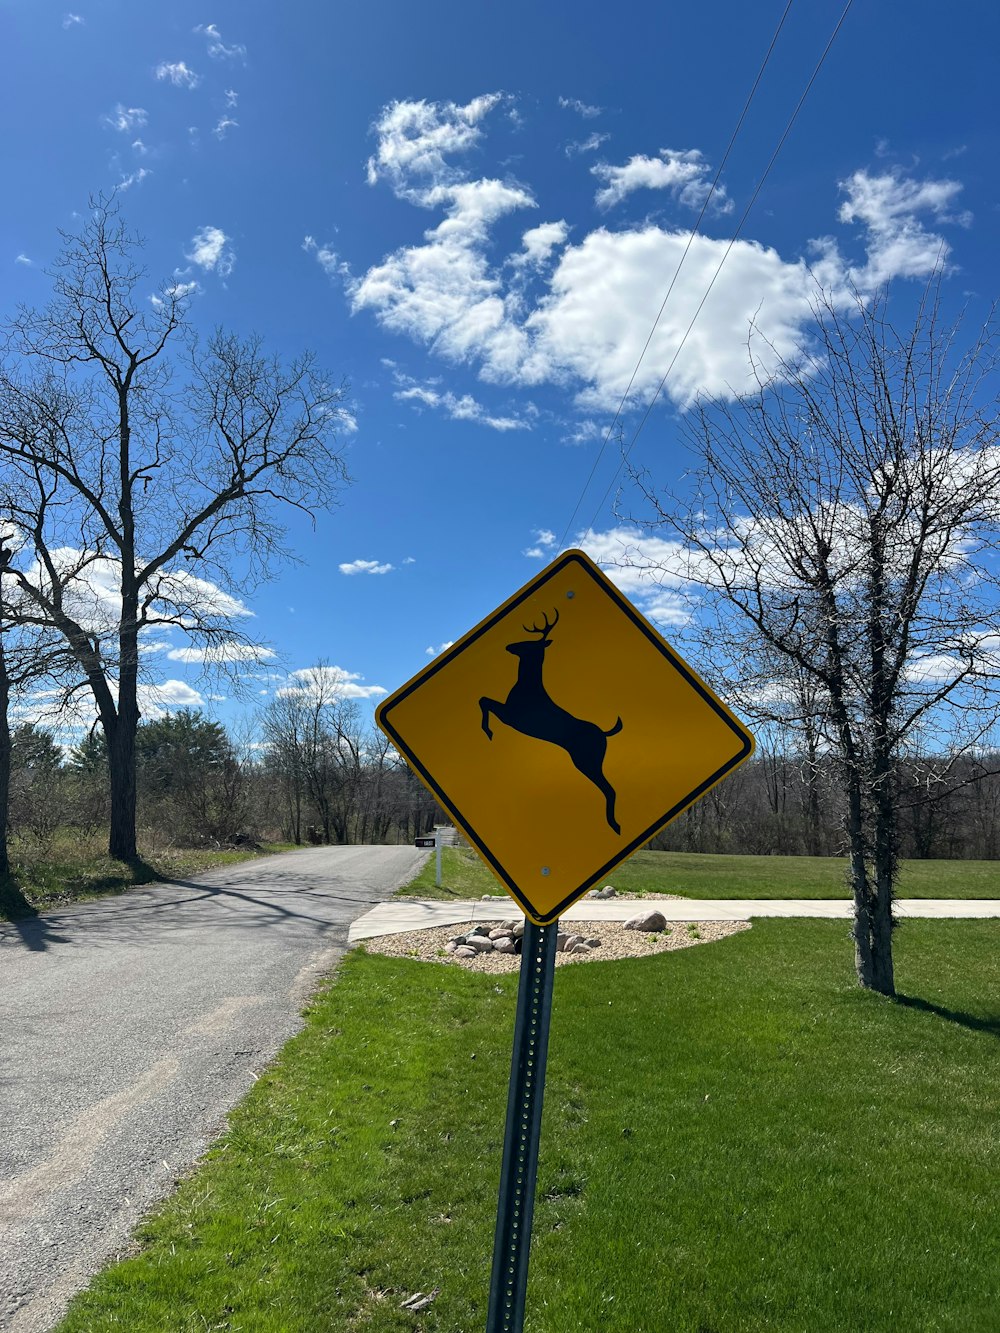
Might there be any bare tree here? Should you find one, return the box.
[0,195,350,862]
[630,286,1000,994]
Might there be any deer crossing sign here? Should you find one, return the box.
[376,549,754,924]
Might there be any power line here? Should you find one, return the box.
[557,0,795,548]
[569,0,855,545]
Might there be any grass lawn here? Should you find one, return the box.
[399,845,1000,901]
[0,833,298,921]
[57,919,1000,1332]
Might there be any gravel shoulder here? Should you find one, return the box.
[362,900,752,974]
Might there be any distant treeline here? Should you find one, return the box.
[650,751,1000,861]
[8,705,439,855]
[8,708,1000,861]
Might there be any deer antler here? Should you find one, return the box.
[523,608,559,637]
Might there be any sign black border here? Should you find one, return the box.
[376,550,754,925]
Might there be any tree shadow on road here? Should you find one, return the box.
[0,877,70,952]
[0,873,37,921]
[895,993,1000,1040]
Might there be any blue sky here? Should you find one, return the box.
[2,1,998,731]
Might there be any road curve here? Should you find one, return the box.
[0,844,426,1333]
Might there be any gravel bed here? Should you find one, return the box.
[361,916,751,973]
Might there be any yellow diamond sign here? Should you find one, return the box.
[376,549,753,924]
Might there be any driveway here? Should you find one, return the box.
[0,844,426,1333]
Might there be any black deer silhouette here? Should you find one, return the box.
[479,608,622,834]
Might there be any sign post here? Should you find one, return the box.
[486,919,558,1333]
[376,550,753,1330]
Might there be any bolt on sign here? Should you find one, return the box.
[376,548,753,923]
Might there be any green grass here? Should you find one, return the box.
[57,920,1000,1332]
[396,843,507,901]
[0,833,298,921]
[398,845,1000,901]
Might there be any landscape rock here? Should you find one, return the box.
[454,946,478,958]
[466,935,495,952]
[488,927,510,940]
[624,910,668,933]
[593,885,617,899]
[570,942,591,953]
[444,941,458,954]
[585,938,602,949]
[511,921,526,937]
[494,938,517,954]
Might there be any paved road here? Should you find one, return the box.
[0,845,426,1333]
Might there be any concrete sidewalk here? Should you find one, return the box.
[348,896,1000,941]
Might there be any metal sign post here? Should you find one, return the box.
[486,919,558,1333]
[435,828,443,888]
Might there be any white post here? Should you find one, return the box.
[435,828,442,887]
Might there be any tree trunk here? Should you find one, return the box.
[0,630,10,878]
[846,777,880,992]
[107,629,140,863]
[870,753,897,997]
[850,838,896,995]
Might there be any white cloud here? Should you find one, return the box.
[117,167,152,192]
[213,115,238,139]
[102,104,147,133]
[148,566,253,620]
[339,558,394,575]
[279,665,387,700]
[62,13,84,26]
[350,177,535,377]
[149,279,200,308]
[9,547,253,650]
[131,138,151,155]
[523,528,557,557]
[426,641,454,657]
[166,643,276,664]
[562,418,603,445]
[558,96,602,119]
[366,94,504,197]
[155,61,201,89]
[576,526,692,625]
[194,22,246,60]
[137,680,206,716]
[186,225,235,277]
[302,235,349,282]
[393,371,530,432]
[592,149,729,212]
[15,254,32,267]
[345,99,966,414]
[224,88,239,108]
[838,168,967,286]
[526,225,848,410]
[510,221,569,271]
[566,132,610,157]
[403,556,416,564]
[18,676,206,732]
